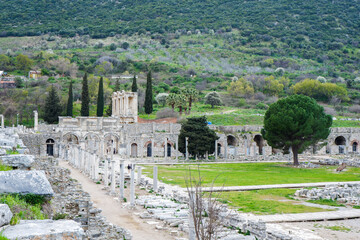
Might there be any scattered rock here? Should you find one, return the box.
[0,204,12,227]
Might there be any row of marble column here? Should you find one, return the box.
[59,144,160,207]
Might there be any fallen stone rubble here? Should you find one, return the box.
[319,158,360,168]
[295,183,360,205]
[139,173,309,240]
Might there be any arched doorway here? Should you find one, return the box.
[353,142,358,152]
[167,143,171,157]
[254,135,264,155]
[46,139,55,156]
[227,135,236,155]
[147,143,152,157]
[335,136,346,154]
[131,143,138,157]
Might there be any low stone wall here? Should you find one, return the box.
[319,158,360,168]
[33,157,131,239]
[295,183,360,205]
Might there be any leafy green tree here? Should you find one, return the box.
[144,71,153,114]
[155,93,168,107]
[114,78,120,92]
[131,75,137,92]
[228,78,254,97]
[66,81,73,116]
[105,78,120,116]
[178,116,219,158]
[182,88,198,114]
[14,77,24,88]
[261,95,332,165]
[44,86,62,124]
[81,73,90,116]
[204,92,222,108]
[97,77,104,117]
[15,54,33,72]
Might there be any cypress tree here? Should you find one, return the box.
[66,81,73,116]
[97,77,104,117]
[131,75,137,92]
[80,73,90,116]
[144,71,153,114]
[44,85,62,124]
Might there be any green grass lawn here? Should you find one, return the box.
[142,163,360,187]
[219,189,332,215]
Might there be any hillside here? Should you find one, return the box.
[1,0,360,44]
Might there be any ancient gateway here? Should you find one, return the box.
[17,91,360,159]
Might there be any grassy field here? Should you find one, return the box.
[219,189,333,215]
[141,163,360,187]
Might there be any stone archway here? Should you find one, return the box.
[46,139,55,156]
[63,133,79,145]
[335,136,346,154]
[217,143,222,156]
[353,142,358,152]
[131,143,138,157]
[227,135,237,156]
[147,143,152,157]
[254,134,264,155]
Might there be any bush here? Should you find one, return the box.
[156,108,179,119]
[53,213,68,220]
[254,92,266,101]
[238,98,246,107]
[256,102,268,110]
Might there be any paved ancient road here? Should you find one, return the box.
[59,160,178,240]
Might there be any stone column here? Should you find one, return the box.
[224,141,228,160]
[33,111,38,131]
[104,158,109,187]
[188,191,196,240]
[164,137,167,161]
[215,140,218,161]
[0,115,4,129]
[77,146,81,168]
[111,160,116,194]
[137,166,142,185]
[112,93,116,116]
[151,138,154,161]
[130,165,135,207]
[94,154,99,181]
[58,144,62,159]
[119,160,125,201]
[175,137,179,161]
[185,137,189,161]
[153,166,158,192]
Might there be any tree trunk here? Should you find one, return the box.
[292,146,299,166]
[179,106,183,115]
[189,99,192,114]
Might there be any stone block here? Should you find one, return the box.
[0,149,6,156]
[0,204,12,227]
[1,154,34,169]
[0,170,54,196]
[2,219,85,240]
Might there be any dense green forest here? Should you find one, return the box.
[1,0,360,44]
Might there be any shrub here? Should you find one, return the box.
[256,102,268,110]
[53,213,68,220]
[238,98,246,107]
[156,107,179,119]
[254,92,266,101]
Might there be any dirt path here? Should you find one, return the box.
[59,160,178,240]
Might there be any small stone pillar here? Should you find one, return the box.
[111,160,116,194]
[175,137,179,161]
[77,146,81,168]
[104,158,109,187]
[93,154,98,181]
[0,115,4,129]
[224,141,228,160]
[137,166,142,185]
[215,140,218,160]
[33,111,38,131]
[188,191,196,240]
[153,166,158,192]
[119,160,125,201]
[185,137,189,161]
[151,138,154,161]
[130,165,135,207]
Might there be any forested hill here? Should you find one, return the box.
[1,0,360,42]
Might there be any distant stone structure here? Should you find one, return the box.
[111,90,138,123]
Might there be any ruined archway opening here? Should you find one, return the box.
[227,135,236,147]
[254,134,264,155]
[131,143,138,157]
[335,136,346,145]
[147,143,152,157]
[353,142,358,152]
[46,139,55,156]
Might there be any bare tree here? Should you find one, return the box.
[186,167,224,240]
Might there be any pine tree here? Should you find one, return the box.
[131,74,137,92]
[44,85,62,124]
[80,73,90,116]
[144,71,153,114]
[66,81,73,117]
[97,77,104,117]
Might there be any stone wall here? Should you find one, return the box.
[32,157,131,239]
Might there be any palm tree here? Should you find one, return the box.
[166,93,177,111]
[175,94,187,115]
[182,88,199,114]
